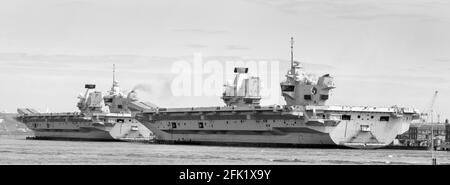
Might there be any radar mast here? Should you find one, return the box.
[109,64,120,95]
[291,37,294,69]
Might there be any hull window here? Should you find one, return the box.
[171,122,177,128]
[281,85,295,92]
[198,122,204,128]
[131,126,139,131]
[380,116,389,121]
[304,95,312,100]
[361,125,370,132]
[341,115,351,120]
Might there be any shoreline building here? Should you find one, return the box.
[396,119,449,147]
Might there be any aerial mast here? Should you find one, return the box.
[113,64,116,84]
[290,37,294,69]
[109,64,120,95]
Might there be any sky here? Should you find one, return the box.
[0,0,449,121]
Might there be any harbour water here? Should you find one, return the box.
[0,135,449,165]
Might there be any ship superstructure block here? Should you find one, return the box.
[280,61,335,106]
[222,67,261,106]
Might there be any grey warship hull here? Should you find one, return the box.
[17,111,148,141]
[137,105,418,149]
[28,130,115,141]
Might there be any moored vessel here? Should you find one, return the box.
[16,65,153,141]
[134,38,421,149]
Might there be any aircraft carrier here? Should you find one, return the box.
[135,38,421,149]
[16,65,153,141]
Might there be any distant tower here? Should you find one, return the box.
[445,119,449,142]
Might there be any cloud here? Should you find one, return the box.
[171,28,230,34]
[340,74,448,83]
[0,53,146,64]
[186,44,208,49]
[245,0,379,15]
[226,45,250,50]
[434,58,450,63]
[246,0,448,22]
[0,53,183,73]
[336,13,443,22]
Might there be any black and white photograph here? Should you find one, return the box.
[1,0,449,178]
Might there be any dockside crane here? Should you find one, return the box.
[428,91,438,165]
[428,91,438,123]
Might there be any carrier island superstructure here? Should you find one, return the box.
[135,38,420,149]
[16,65,153,141]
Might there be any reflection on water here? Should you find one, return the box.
[0,136,449,165]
